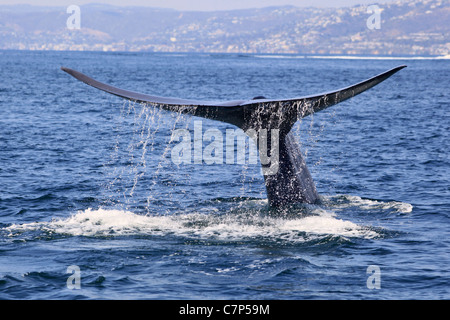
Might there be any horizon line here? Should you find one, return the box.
[1,49,448,59]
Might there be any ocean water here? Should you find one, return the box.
[0,50,448,300]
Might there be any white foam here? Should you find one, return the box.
[6,208,175,237]
[334,195,413,213]
[5,206,379,241]
[279,212,378,239]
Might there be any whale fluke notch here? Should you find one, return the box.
[61,65,406,207]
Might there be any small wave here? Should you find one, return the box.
[5,206,379,242]
[329,194,413,214]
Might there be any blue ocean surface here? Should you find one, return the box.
[0,50,448,300]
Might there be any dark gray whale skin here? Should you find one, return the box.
[62,65,406,207]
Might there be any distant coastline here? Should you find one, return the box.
[0,0,448,56]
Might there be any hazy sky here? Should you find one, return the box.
[0,0,398,11]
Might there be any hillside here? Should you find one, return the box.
[0,0,448,56]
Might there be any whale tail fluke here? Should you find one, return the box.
[61,65,406,132]
[61,65,406,206]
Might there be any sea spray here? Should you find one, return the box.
[103,101,193,211]
[5,200,382,241]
